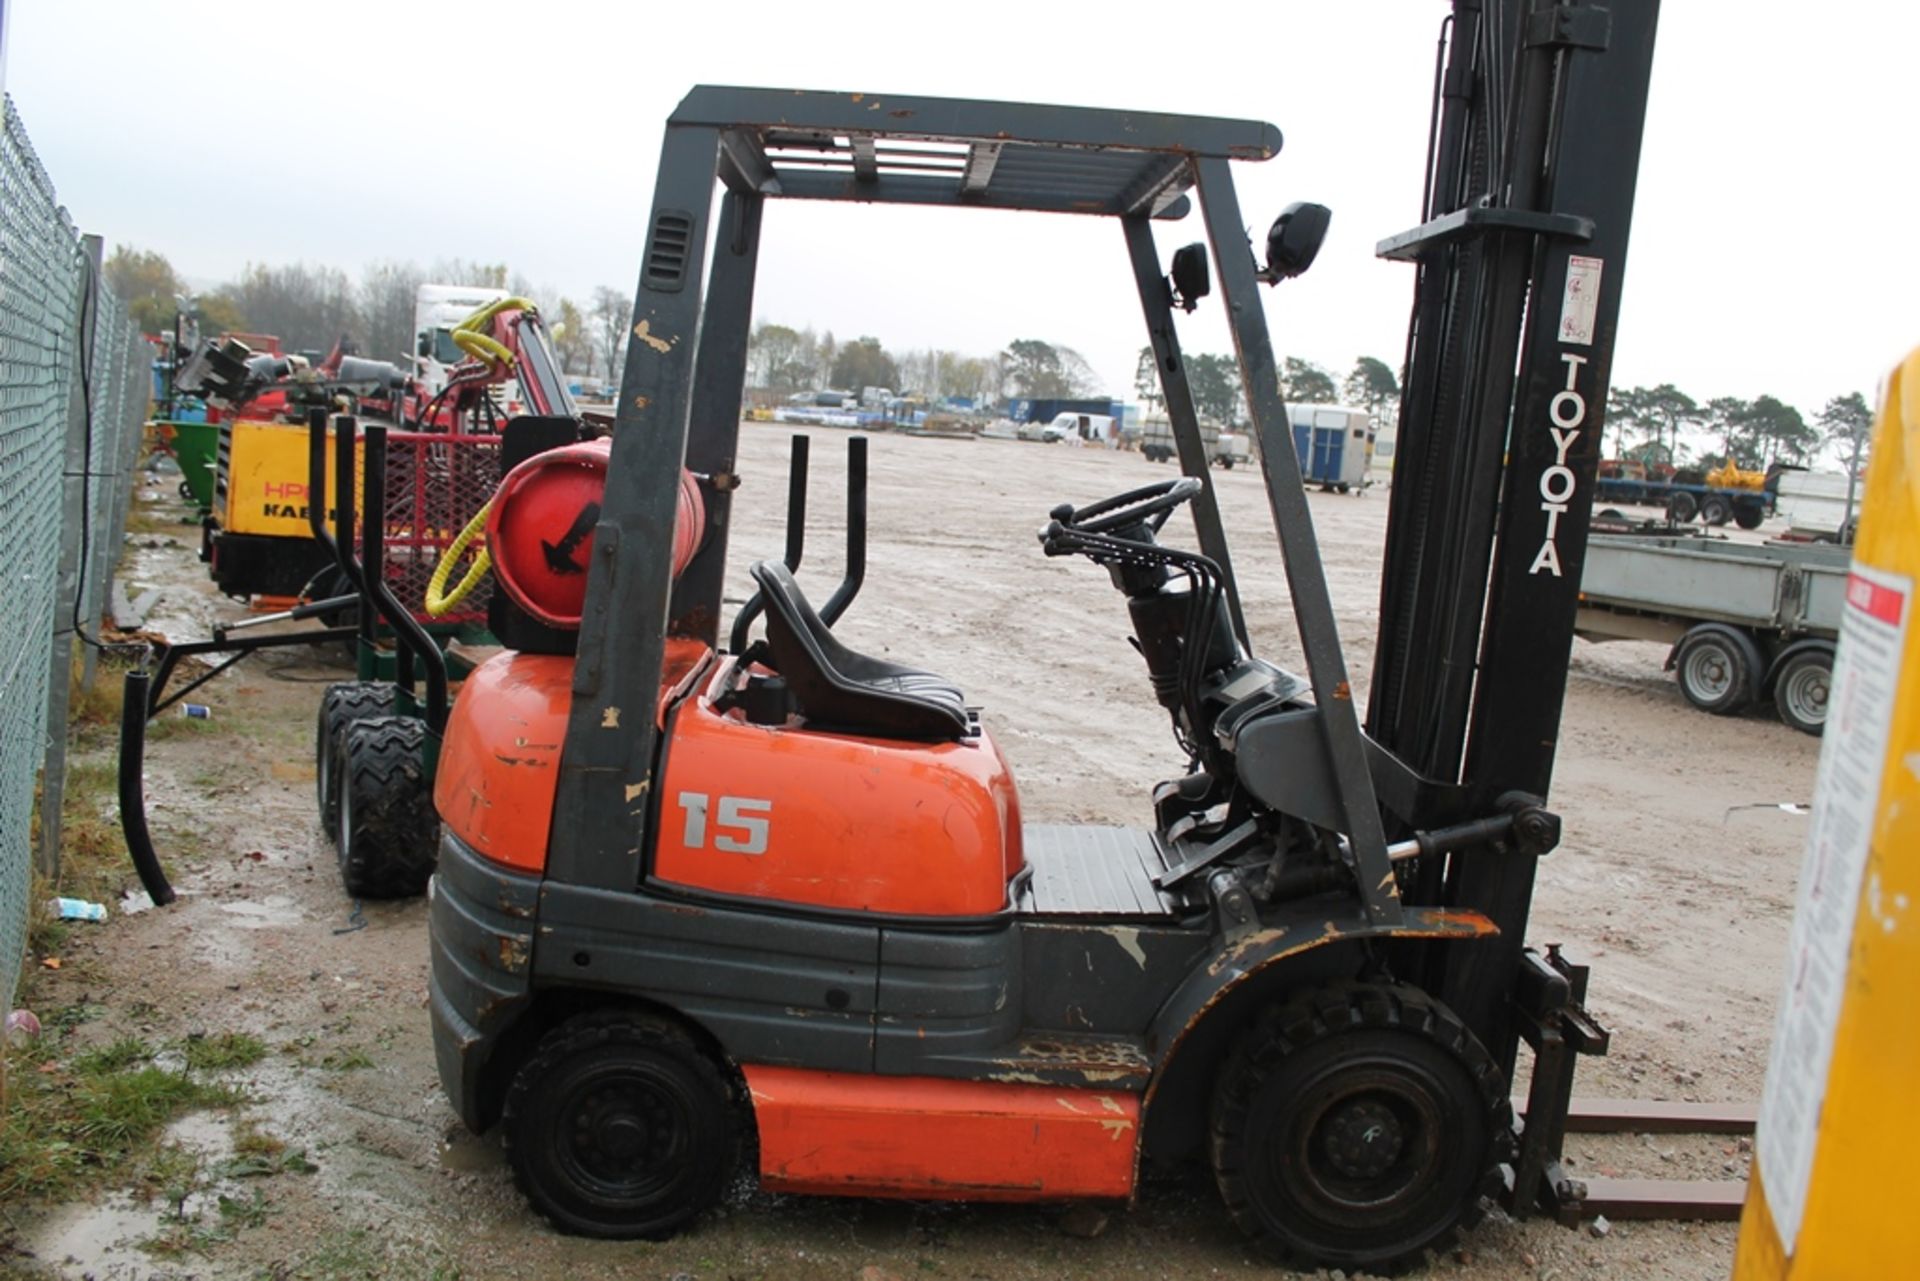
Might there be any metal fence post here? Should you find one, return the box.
[78,239,115,692]
[35,235,95,879]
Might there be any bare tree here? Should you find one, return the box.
[552,298,595,376]
[591,286,634,385]
[359,260,425,364]
[429,259,510,289]
[219,261,359,354]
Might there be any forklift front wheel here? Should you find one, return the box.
[1210,982,1506,1274]
[503,1014,741,1239]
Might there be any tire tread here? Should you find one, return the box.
[1209,980,1509,1275]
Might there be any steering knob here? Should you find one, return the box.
[1048,502,1076,524]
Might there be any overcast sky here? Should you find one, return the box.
[7,1,1916,420]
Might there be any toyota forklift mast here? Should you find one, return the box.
[1366,0,1659,1178]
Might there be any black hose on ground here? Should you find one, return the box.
[118,670,177,906]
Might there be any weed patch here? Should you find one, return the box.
[0,1011,239,1201]
[180,1031,268,1073]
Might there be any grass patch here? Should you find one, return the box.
[231,1120,286,1161]
[72,1035,153,1075]
[38,753,129,909]
[179,1032,268,1073]
[72,1066,232,1147]
[68,660,126,729]
[317,1047,375,1072]
[281,1229,463,1281]
[0,1010,240,1202]
[146,712,214,742]
[141,1186,273,1258]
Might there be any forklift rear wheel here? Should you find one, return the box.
[335,716,437,898]
[503,1015,740,1239]
[1674,629,1758,715]
[315,682,398,838]
[1210,982,1506,1274]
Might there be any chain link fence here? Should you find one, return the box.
[1,95,150,1011]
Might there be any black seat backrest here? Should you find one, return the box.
[749,561,968,742]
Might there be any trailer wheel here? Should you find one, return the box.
[1674,628,1760,715]
[504,1014,740,1240]
[1733,501,1765,531]
[335,715,437,898]
[1772,650,1832,735]
[1336,483,1351,494]
[1220,458,1235,470]
[1667,491,1698,523]
[315,682,397,838]
[1700,495,1733,526]
[1211,982,1507,1274]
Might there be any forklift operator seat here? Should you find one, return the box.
[749,561,970,741]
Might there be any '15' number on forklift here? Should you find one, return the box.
[677,793,773,854]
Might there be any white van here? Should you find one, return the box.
[1040,412,1118,446]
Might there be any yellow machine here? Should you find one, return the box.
[1705,459,1767,492]
[205,419,363,598]
[1733,345,1918,1277]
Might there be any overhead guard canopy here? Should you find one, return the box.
[672,85,1284,220]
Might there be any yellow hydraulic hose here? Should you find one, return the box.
[425,500,493,617]
[452,296,540,373]
[425,295,542,613]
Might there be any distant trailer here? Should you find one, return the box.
[1576,534,1849,734]
[1138,417,1250,468]
[1287,403,1371,493]
[1593,472,1771,529]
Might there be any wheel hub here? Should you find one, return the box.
[1321,1098,1405,1181]
[569,1083,677,1183]
[1686,648,1731,696]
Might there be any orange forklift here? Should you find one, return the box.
[427,6,1659,1270]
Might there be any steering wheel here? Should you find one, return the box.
[1056,477,1203,535]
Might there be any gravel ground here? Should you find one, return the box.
[7,423,1818,1280]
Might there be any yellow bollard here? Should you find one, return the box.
[1733,346,1920,1277]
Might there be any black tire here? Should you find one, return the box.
[1673,628,1759,715]
[335,715,437,898]
[1700,495,1733,527]
[503,1014,741,1239]
[1220,458,1235,470]
[1667,491,1698,523]
[1336,483,1351,494]
[1210,982,1508,1275]
[315,682,398,838]
[1772,650,1832,735]
[1733,500,1765,531]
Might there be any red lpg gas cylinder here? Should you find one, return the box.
[485,437,704,628]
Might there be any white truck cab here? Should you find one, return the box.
[414,284,521,410]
